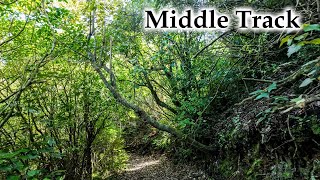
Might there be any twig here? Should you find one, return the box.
[0,0,18,5]
[312,139,320,146]
[242,78,274,83]
[0,11,30,47]
[287,116,297,158]
[280,94,320,114]
[271,139,294,152]
[236,57,320,106]
[235,96,255,106]
[192,31,230,59]
[317,0,320,21]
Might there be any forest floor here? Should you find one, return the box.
[110,153,210,180]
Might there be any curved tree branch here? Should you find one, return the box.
[92,63,215,152]
[0,0,18,5]
[192,31,230,59]
[0,13,30,47]
[142,71,177,114]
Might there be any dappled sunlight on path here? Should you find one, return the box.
[111,153,210,180]
[126,159,161,172]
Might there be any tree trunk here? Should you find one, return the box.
[93,65,215,152]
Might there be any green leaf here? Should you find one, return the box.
[311,124,320,135]
[287,44,302,57]
[255,92,269,100]
[303,24,320,32]
[178,118,194,128]
[28,108,37,113]
[47,138,56,146]
[21,154,39,160]
[290,95,303,103]
[7,175,20,180]
[287,39,293,46]
[267,82,277,92]
[13,161,24,171]
[308,70,317,76]
[27,169,41,177]
[294,33,308,41]
[299,78,313,88]
[249,89,264,95]
[273,96,289,102]
[0,149,29,159]
[280,35,294,47]
[304,38,320,45]
[0,164,13,171]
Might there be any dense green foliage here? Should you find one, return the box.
[0,0,319,179]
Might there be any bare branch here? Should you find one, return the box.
[0,0,18,5]
[142,72,177,114]
[0,14,30,47]
[192,31,230,59]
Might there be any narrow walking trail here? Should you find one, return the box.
[111,153,210,180]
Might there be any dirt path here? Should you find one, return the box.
[111,153,210,180]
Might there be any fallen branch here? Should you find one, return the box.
[280,94,320,114]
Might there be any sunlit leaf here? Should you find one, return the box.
[304,38,320,45]
[280,35,295,47]
[290,95,303,103]
[255,92,269,100]
[27,169,41,177]
[287,44,302,57]
[267,82,277,92]
[294,33,308,41]
[307,70,317,76]
[303,24,320,32]
[299,78,313,88]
